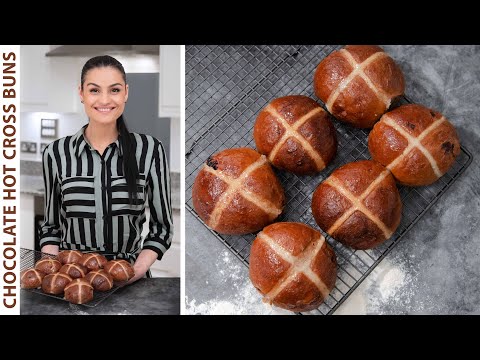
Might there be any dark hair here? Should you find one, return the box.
[81,55,138,203]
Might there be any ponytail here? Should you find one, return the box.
[117,115,138,203]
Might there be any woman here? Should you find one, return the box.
[39,55,173,283]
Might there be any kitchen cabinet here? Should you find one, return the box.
[159,45,181,173]
[20,45,49,112]
[123,73,171,161]
[159,45,180,118]
[20,45,83,114]
[46,57,83,114]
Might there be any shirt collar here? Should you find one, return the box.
[114,135,123,157]
[73,124,123,158]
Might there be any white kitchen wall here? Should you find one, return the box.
[20,112,87,161]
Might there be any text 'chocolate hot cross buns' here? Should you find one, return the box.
[314,45,405,128]
[249,222,337,312]
[64,278,94,304]
[368,104,461,186]
[254,95,337,175]
[192,148,285,235]
[312,160,402,250]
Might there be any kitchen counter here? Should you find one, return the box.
[185,45,480,315]
[20,175,45,197]
[21,173,181,211]
[21,278,180,315]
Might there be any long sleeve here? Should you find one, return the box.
[143,140,174,260]
[39,145,62,247]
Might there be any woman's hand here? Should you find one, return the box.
[127,249,158,284]
[41,245,59,256]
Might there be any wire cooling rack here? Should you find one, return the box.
[20,248,122,307]
[185,45,473,315]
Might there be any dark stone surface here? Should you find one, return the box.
[21,278,180,315]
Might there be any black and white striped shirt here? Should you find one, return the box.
[39,125,173,261]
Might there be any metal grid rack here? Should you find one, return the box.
[185,45,473,315]
[20,248,121,307]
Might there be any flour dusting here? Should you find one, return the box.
[335,255,425,315]
[186,250,291,315]
[366,256,427,314]
[68,303,89,315]
[378,267,406,300]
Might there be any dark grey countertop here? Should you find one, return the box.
[185,45,480,315]
[21,278,180,315]
[20,175,44,197]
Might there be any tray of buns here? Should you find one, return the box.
[20,248,128,307]
[185,45,473,314]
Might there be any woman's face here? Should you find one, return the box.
[79,66,129,126]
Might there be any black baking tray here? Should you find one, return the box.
[20,247,122,307]
[185,45,473,315]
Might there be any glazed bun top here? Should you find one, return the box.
[314,45,405,128]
